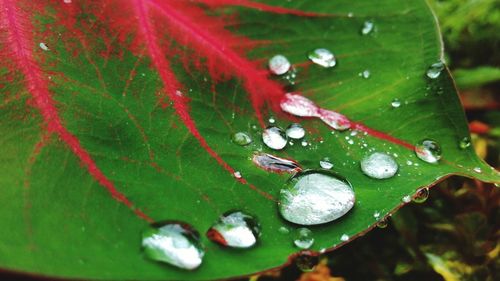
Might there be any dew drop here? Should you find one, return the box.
[473,167,482,173]
[361,20,374,35]
[286,123,306,139]
[415,139,442,164]
[301,140,308,147]
[360,152,398,179]
[142,222,204,270]
[279,171,355,225]
[459,137,471,149]
[426,61,445,79]
[268,54,291,75]
[340,234,349,242]
[295,251,319,272]
[39,42,49,51]
[262,126,287,150]
[233,171,242,179]
[376,218,388,228]
[252,152,301,173]
[373,211,381,219]
[206,211,261,248]
[231,132,252,146]
[413,187,429,203]
[278,226,290,234]
[319,158,333,169]
[294,228,314,249]
[308,48,336,68]
[280,93,319,117]
[391,99,401,108]
[402,195,411,203]
[360,70,370,78]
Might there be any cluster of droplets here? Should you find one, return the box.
[262,122,306,150]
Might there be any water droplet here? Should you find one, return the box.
[286,123,306,139]
[280,93,319,117]
[373,211,381,219]
[294,228,314,249]
[268,117,276,124]
[413,187,429,203]
[340,234,349,242]
[231,132,252,146]
[415,139,442,164]
[295,251,319,272]
[301,140,308,147]
[63,0,72,3]
[252,152,301,173]
[426,61,445,79]
[360,152,398,179]
[279,171,355,225]
[361,20,374,35]
[318,109,351,131]
[233,171,242,179]
[360,70,370,78]
[278,226,290,234]
[262,126,287,150]
[402,195,411,203]
[391,99,401,108]
[473,167,482,173]
[308,48,336,68]
[268,54,291,75]
[459,137,471,149]
[206,211,261,248]
[39,42,49,51]
[319,158,333,169]
[376,218,388,228]
[142,222,204,270]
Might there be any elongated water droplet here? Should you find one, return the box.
[39,42,49,51]
[413,187,429,203]
[391,99,401,108]
[295,251,319,272]
[286,123,306,139]
[142,223,204,270]
[426,61,445,79]
[206,211,261,248]
[294,228,314,249]
[280,93,319,117]
[415,139,442,163]
[308,48,336,68]
[360,152,398,179]
[269,54,291,75]
[319,157,333,169]
[232,132,252,146]
[459,137,471,149]
[473,167,482,173]
[252,152,301,173]
[361,20,374,35]
[340,234,349,242]
[279,171,355,225]
[319,109,351,131]
[262,126,287,150]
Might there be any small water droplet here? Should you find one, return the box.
[473,167,482,173]
[142,222,204,270]
[39,42,49,51]
[459,137,471,149]
[231,132,252,146]
[373,211,381,219]
[278,226,290,234]
[252,152,301,173]
[301,140,308,147]
[268,117,276,124]
[340,234,349,242]
[426,61,445,79]
[359,70,371,78]
[286,123,306,139]
[279,171,355,225]
[233,171,242,179]
[413,187,429,203]
[360,152,398,179]
[262,126,287,150]
[294,228,314,249]
[319,158,333,169]
[391,99,401,108]
[269,54,291,75]
[376,218,388,228]
[308,48,336,68]
[402,195,411,203]
[295,251,319,272]
[361,20,374,35]
[207,211,261,248]
[415,139,442,164]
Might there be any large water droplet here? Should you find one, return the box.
[206,211,261,248]
[262,126,287,150]
[286,123,306,139]
[459,137,471,149]
[279,171,355,225]
[415,139,442,164]
[361,20,374,35]
[231,132,252,146]
[294,228,314,249]
[280,93,319,117]
[308,48,336,68]
[360,152,398,179]
[319,157,333,169]
[412,187,429,203]
[295,251,319,272]
[252,152,301,173]
[426,61,445,79]
[142,222,204,270]
[269,54,291,75]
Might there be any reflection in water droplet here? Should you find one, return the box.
[231,132,252,146]
[262,126,287,150]
[459,137,471,149]
[361,20,374,35]
[269,54,291,75]
[308,48,336,68]
[207,211,261,248]
[279,171,355,225]
[415,139,442,163]
[319,158,333,169]
[252,152,301,173]
[142,223,204,270]
[391,99,401,108]
[402,195,411,203]
[286,123,306,139]
[426,61,445,79]
[413,187,429,203]
[294,228,314,249]
[295,251,319,272]
[360,152,398,179]
[340,234,349,242]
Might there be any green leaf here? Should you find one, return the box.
[0,0,498,280]
[453,67,500,89]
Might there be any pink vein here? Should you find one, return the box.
[1,0,152,223]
